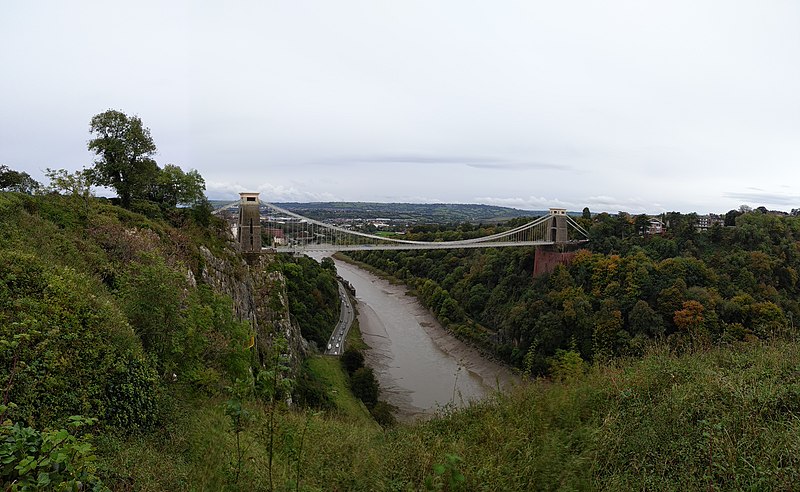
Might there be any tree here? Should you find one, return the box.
[0,165,41,194]
[548,349,585,381]
[674,300,706,343]
[724,209,742,226]
[628,300,664,337]
[149,164,206,208]
[633,214,650,236]
[350,367,379,408]
[87,110,157,208]
[340,347,365,375]
[582,207,591,220]
[44,168,93,198]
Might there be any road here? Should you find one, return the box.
[324,281,354,356]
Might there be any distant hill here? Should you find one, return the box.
[272,202,550,224]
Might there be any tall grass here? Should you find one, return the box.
[98,339,800,490]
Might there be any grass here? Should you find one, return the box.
[306,356,376,426]
[97,339,800,490]
[345,315,369,352]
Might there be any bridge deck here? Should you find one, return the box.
[268,240,588,253]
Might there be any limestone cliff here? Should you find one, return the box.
[198,245,308,375]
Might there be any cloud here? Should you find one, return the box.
[464,161,571,171]
[723,190,800,207]
[321,153,572,171]
[205,180,340,203]
[475,196,576,211]
[583,196,664,214]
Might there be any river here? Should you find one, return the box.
[310,253,517,422]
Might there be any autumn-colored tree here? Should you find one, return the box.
[674,300,707,346]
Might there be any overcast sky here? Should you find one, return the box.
[2,1,799,213]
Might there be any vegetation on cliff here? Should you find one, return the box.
[0,189,341,489]
[348,210,800,376]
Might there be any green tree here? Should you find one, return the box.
[633,214,650,235]
[87,110,158,208]
[350,367,379,408]
[628,300,664,337]
[0,165,40,194]
[340,347,365,375]
[43,167,93,199]
[149,164,206,208]
[548,349,585,381]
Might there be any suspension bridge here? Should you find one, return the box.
[217,193,589,253]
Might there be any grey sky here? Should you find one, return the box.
[2,1,798,213]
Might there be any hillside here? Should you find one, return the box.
[347,210,800,377]
[3,192,800,490]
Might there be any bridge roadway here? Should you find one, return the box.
[270,240,558,253]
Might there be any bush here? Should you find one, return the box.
[294,363,334,410]
[0,412,108,490]
[340,347,365,375]
[350,367,379,409]
[0,251,157,430]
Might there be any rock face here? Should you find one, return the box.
[198,245,307,375]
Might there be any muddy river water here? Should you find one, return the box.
[312,254,517,422]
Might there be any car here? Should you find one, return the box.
[327,343,332,350]
[335,343,340,348]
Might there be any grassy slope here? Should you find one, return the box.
[99,339,800,491]
[306,356,375,425]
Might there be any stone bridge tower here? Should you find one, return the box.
[237,192,262,253]
[533,208,579,277]
[548,208,569,243]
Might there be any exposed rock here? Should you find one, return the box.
[198,246,307,376]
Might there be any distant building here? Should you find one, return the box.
[696,214,723,231]
[264,227,286,246]
[647,218,664,235]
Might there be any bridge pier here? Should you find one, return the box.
[533,208,579,277]
[533,245,579,277]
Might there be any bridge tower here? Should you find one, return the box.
[534,208,579,277]
[237,192,262,253]
[548,208,569,243]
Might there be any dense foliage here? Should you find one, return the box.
[282,255,339,349]
[0,413,107,491]
[0,191,251,431]
[0,165,40,194]
[349,210,800,375]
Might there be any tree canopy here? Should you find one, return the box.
[0,165,40,194]
[87,110,205,209]
[87,110,158,208]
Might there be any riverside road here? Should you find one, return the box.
[324,281,354,355]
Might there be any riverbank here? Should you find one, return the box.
[326,253,517,422]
